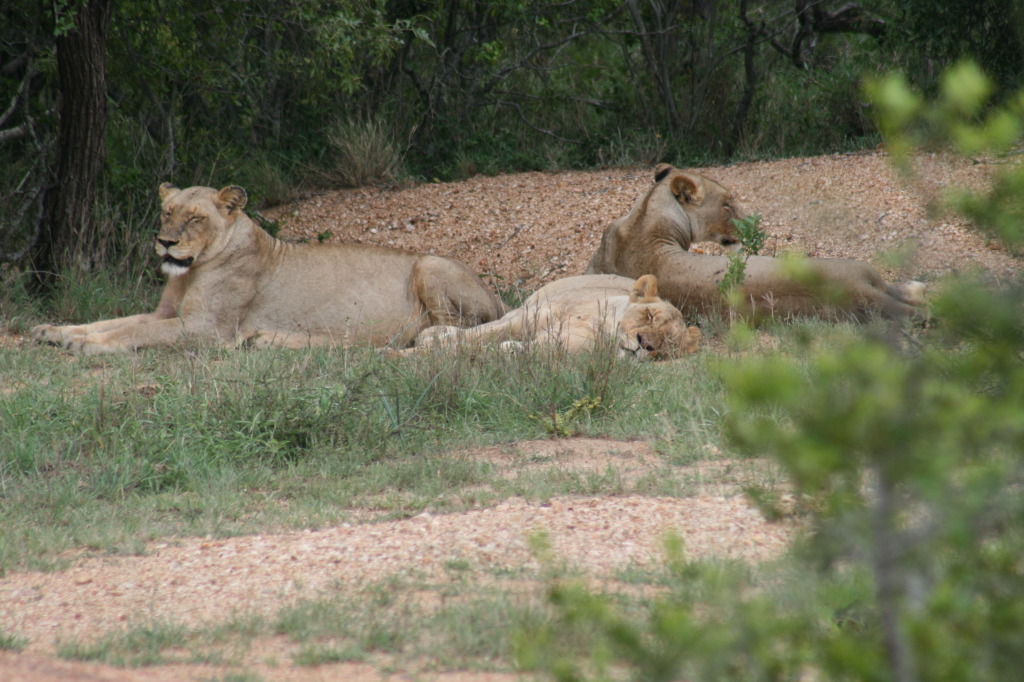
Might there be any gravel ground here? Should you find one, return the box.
[267,150,1018,290]
[2,151,1020,681]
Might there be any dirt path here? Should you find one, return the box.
[3,152,1020,681]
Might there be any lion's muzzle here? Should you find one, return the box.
[637,332,657,353]
[155,237,194,275]
[158,250,195,276]
[162,254,194,269]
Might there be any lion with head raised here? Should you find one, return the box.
[588,164,927,322]
[32,183,507,354]
[412,274,701,360]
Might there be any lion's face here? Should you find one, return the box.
[617,274,700,359]
[155,183,248,276]
[654,164,745,251]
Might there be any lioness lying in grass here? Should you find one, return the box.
[412,274,701,359]
[32,183,507,354]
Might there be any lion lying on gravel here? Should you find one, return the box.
[412,274,701,359]
[32,183,506,354]
[588,164,927,322]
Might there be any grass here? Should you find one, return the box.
[44,572,558,672]
[0,629,28,652]
[56,620,193,666]
[0,324,788,676]
[53,613,271,668]
[0,266,925,676]
[0,336,732,572]
[325,115,406,187]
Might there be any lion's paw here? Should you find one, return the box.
[499,340,525,354]
[67,337,122,355]
[238,332,274,349]
[31,324,84,347]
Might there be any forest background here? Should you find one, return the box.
[1,0,1023,284]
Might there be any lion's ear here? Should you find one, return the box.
[158,182,180,201]
[630,274,659,302]
[217,186,248,213]
[654,164,674,182]
[670,172,705,205]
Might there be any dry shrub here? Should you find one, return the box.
[326,116,405,187]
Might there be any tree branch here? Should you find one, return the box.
[0,57,36,135]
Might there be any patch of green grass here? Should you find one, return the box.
[0,629,28,652]
[272,575,553,671]
[275,597,358,642]
[56,620,192,667]
[275,588,409,660]
[0,331,744,572]
[53,613,270,669]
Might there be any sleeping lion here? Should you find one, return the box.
[411,274,701,359]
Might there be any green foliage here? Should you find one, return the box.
[718,308,1024,681]
[0,0,933,281]
[738,50,880,157]
[530,396,603,438]
[717,213,765,304]
[515,540,817,682]
[1,0,911,270]
[867,61,1024,252]
[896,0,1024,93]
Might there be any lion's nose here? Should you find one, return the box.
[720,237,742,253]
[637,333,656,352]
[157,238,178,249]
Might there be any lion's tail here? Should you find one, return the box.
[888,280,927,307]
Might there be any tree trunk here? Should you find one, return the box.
[726,0,759,157]
[624,0,684,134]
[33,0,113,289]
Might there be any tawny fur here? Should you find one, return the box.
[32,183,506,355]
[587,164,927,322]
[411,274,701,360]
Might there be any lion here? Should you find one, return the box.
[411,274,701,359]
[31,183,507,354]
[588,164,927,322]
